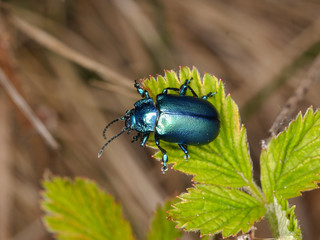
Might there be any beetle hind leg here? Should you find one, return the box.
[178,144,190,161]
[155,134,168,174]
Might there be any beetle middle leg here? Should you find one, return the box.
[202,92,217,100]
[178,144,190,161]
[162,87,179,94]
[179,78,198,97]
[155,134,168,174]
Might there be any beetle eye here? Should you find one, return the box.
[125,110,135,128]
[125,118,131,128]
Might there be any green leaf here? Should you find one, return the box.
[146,201,182,240]
[265,196,301,240]
[41,177,135,240]
[261,108,320,201]
[170,185,265,237]
[144,66,254,188]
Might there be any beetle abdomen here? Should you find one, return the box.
[155,94,220,145]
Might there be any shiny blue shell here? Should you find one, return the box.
[155,94,219,145]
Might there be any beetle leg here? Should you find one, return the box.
[202,92,217,100]
[131,135,139,143]
[155,134,168,174]
[131,133,141,143]
[178,144,190,161]
[162,87,179,94]
[134,80,150,99]
[182,85,198,97]
[179,78,198,97]
[186,86,198,97]
[140,133,149,147]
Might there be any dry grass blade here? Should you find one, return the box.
[8,13,132,88]
[1,0,320,239]
[90,80,138,99]
[111,0,172,67]
[241,16,320,118]
[0,67,59,149]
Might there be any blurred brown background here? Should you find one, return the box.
[0,0,320,239]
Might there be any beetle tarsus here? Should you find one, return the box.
[161,153,168,174]
[161,165,167,174]
[178,144,189,161]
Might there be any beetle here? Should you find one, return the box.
[98,78,220,173]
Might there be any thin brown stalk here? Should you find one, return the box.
[0,95,12,240]
[264,54,320,146]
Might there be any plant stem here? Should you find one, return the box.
[265,196,302,240]
[265,202,280,238]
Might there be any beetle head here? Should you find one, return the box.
[124,109,136,129]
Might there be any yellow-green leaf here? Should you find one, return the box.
[41,177,135,240]
[261,108,320,201]
[170,185,265,237]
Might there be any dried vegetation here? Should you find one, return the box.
[0,0,320,239]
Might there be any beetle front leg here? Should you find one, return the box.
[178,144,190,161]
[140,133,149,147]
[131,132,142,143]
[155,134,168,174]
[134,80,150,99]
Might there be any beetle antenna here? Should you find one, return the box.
[98,127,129,158]
[102,117,125,139]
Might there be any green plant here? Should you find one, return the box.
[41,66,320,239]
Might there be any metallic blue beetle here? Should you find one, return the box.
[98,78,220,173]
